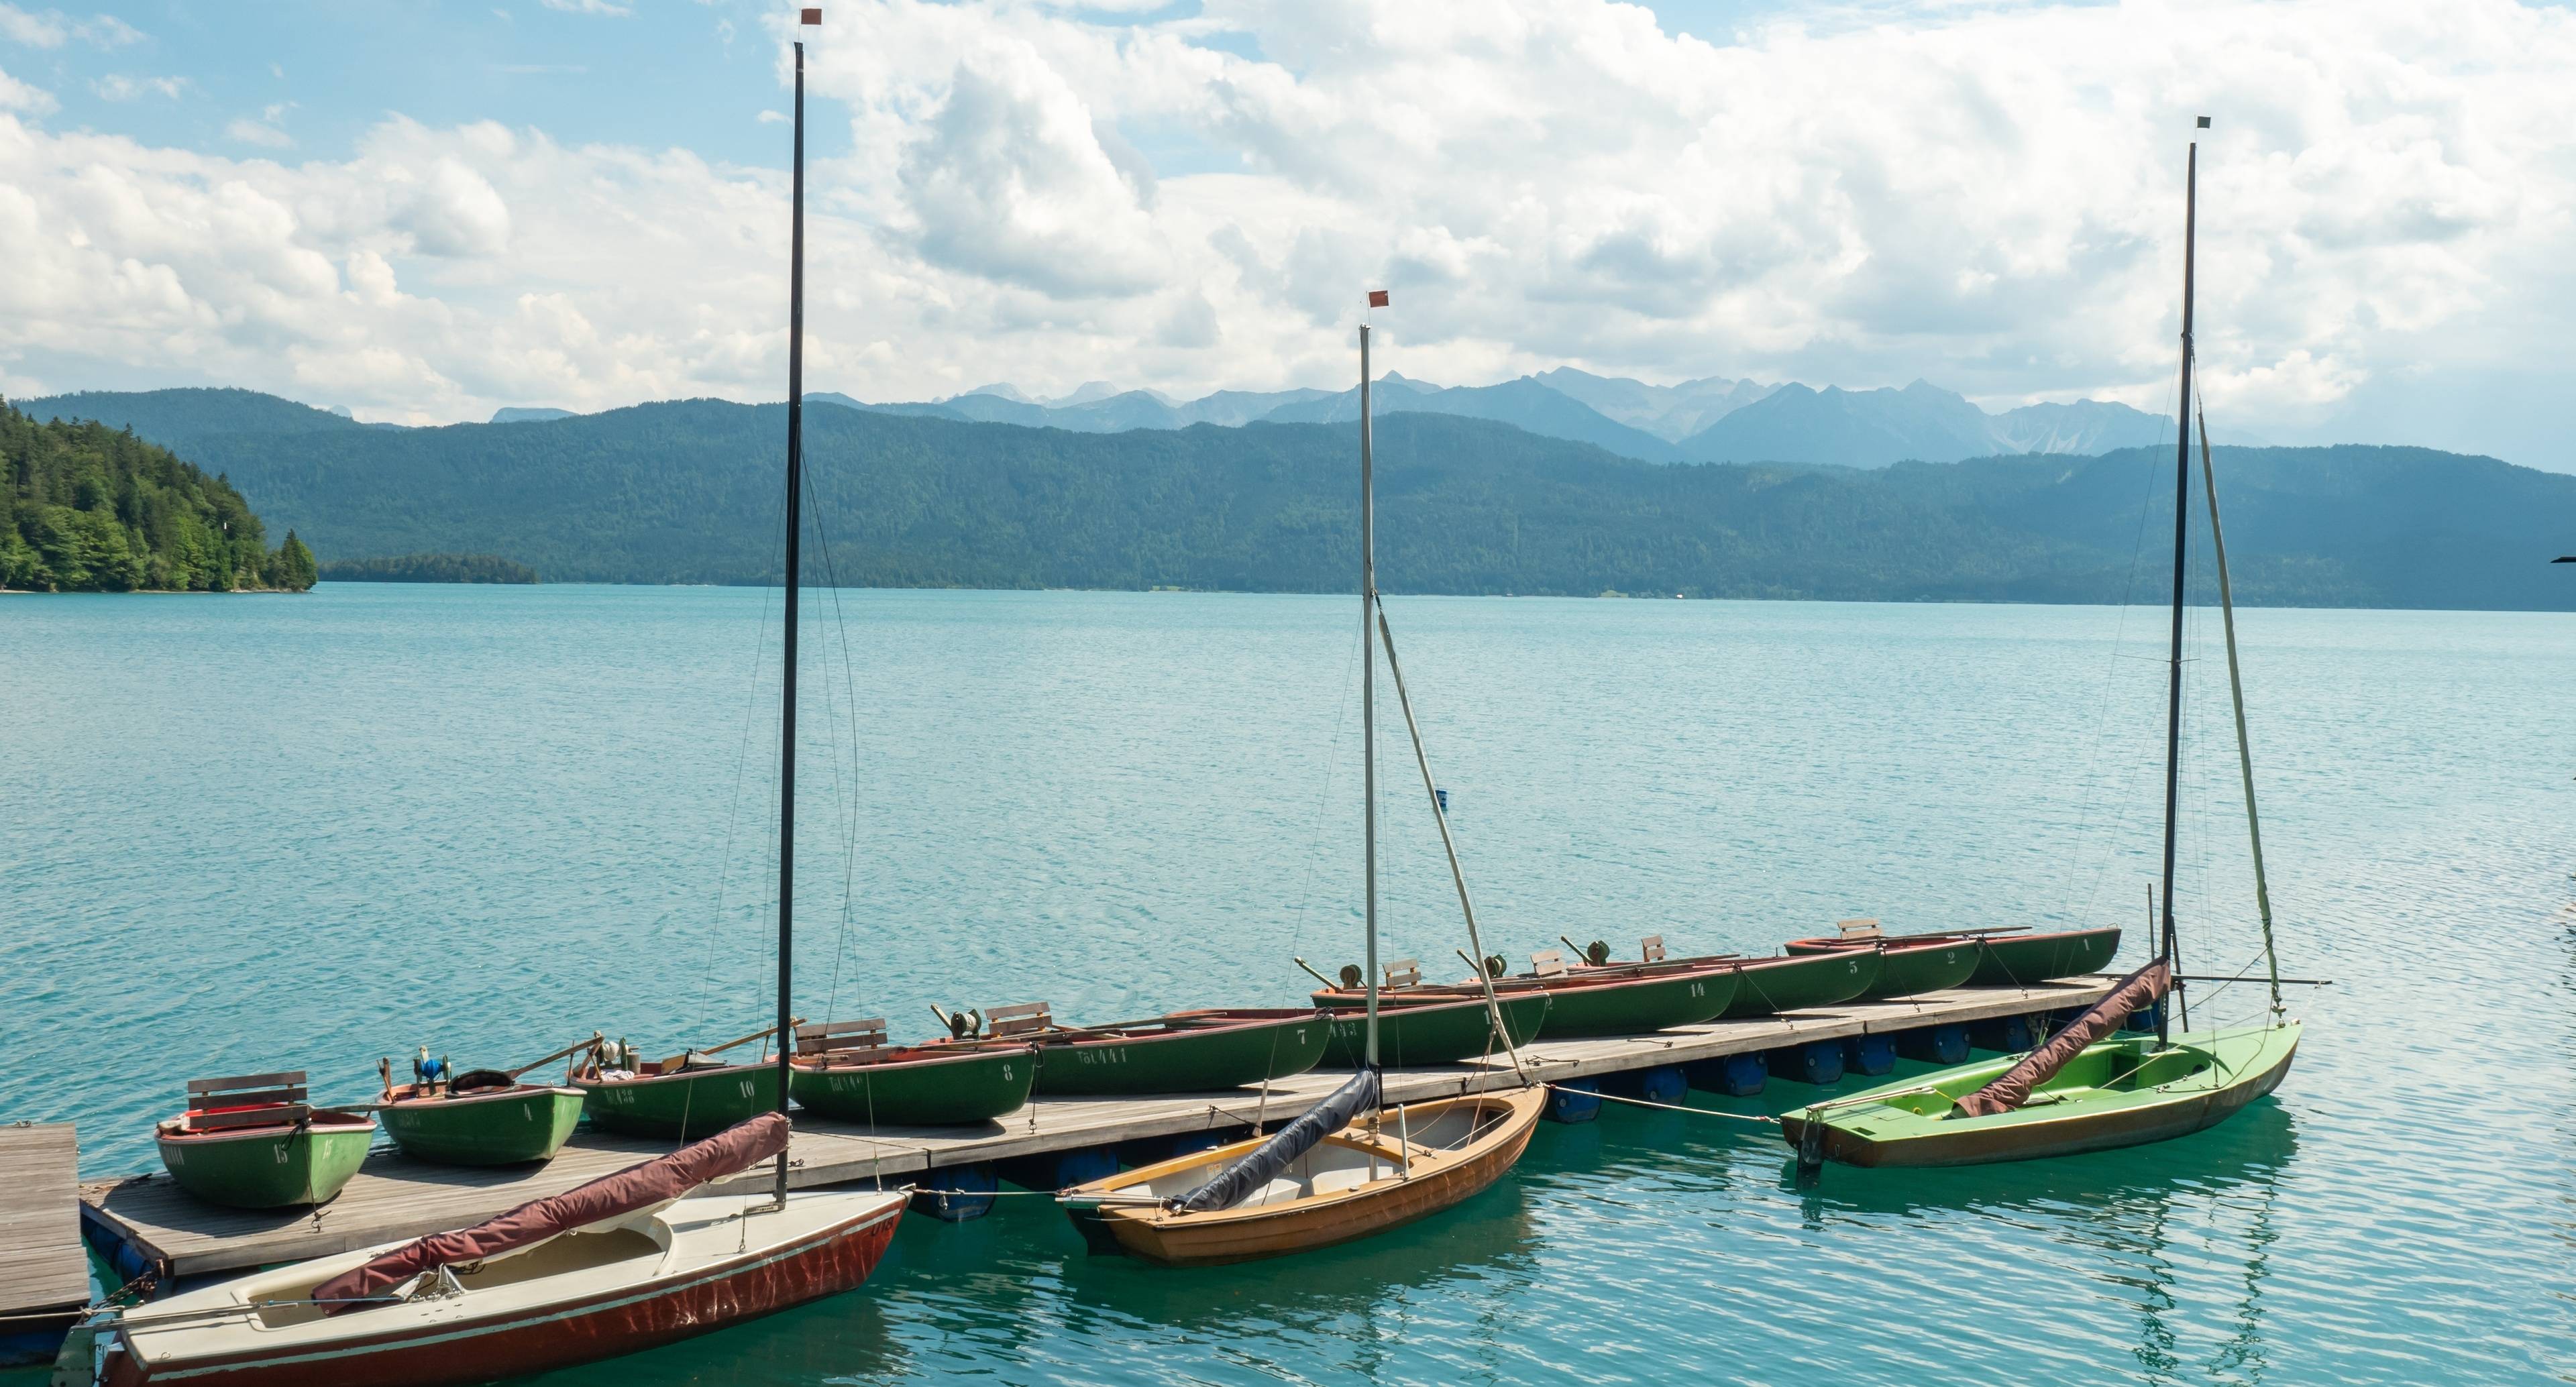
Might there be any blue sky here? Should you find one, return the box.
[9,1,800,163]
[3,1,2570,469]
[9,1,1817,169]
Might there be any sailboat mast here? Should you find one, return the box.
[1359,311,1379,1070]
[2155,125,2203,1045]
[772,26,810,1205]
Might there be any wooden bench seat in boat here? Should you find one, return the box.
[182,1072,311,1131]
[794,1019,890,1062]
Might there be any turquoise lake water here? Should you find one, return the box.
[4,585,2573,1384]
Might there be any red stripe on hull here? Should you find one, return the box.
[105,1206,901,1387]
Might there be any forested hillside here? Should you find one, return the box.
[318,552,540,584]
[1,401,315,592]
[47,392,2571,609]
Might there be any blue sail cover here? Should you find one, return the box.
[1175,1068,1381,1214]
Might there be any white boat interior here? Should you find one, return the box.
[107,1188,905,1376]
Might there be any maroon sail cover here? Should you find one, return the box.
[313,1112,790,1313]
[1953,960,2170,1119]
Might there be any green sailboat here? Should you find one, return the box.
[1788,120,2303,1172]
[154,1072,375,1210]
[1782,1003,2299,1167]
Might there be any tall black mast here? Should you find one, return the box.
[772,23,810,1207]
[2157,121,2206,1046]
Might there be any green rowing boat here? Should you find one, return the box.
[1782,1021,2300,1168]
[378,1076,587,1166]
[577,1059,780,1139]
[1006,1008,1330,1096]
[1308,962,1739,1039]
[155,1072,374,1209]
[790,1041,1036,1125]
[1964,927,2123,985]
[1784,926,2123,987]
[1717,950,1878,1018]
[1320,992,1549,1066]
[1858,939,1982,999]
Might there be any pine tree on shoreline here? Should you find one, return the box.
[0,400,316,594]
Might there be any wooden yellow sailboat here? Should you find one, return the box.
[1061,292,1540,1261]
[1065,1080,1545,1265]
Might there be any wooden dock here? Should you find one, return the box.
[1,1123,88,1366]
[79,980,2110,1279]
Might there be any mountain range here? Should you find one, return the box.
[12,387,2571,610]
[46,366,2202,471]
[819,370,2182,468]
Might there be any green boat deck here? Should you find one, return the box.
[76,977,2116,1278]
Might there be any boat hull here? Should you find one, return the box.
[1322,993,1549,1067]
[1784,927,2123,987]
[578,1064,779,1140]
[1530,966,1739,1038]
[1307,966,1741,1040]
[1067,1087,1545,1266]
[155,1115,375,1210]
[1860,940,1982,1000]
[1780,1022,2300,1168]
[1964,927,2123,986]
[1719,951,1878,1018]
[379,1086,586,1166]
[791,1045,1035,1125]
[101,1192,906,1387]
[1032,1011,1329,1096]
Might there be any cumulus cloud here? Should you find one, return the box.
[0,0,2569,462]
[0,62,53,113]
[92,73,185,101]
[538,0,631,15]
[225,102,293,148]
[0,4,137,48]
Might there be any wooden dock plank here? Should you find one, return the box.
[83,980,2110,1277]
[0,1123,89,1320]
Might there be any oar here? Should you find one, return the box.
[1291,956,1338,989]
[508,1034,604,1083]
[657,1019,801,1072]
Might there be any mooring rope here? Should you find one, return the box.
[1549,1084,1780,1126]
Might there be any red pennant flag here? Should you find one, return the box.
[1367,290,1389,307]
[800,7,822,24]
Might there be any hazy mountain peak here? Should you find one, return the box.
[954,382,1033,404]
[1049,380,1123,407]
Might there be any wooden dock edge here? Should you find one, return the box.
[81,979,2114,1278]
[0,1123,88,1368]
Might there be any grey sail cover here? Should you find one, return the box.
[1175,1068,1381,1213]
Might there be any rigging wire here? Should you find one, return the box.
[793,448,875,1027]
[691,478,789,1039]
[2060,364,2190,936]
